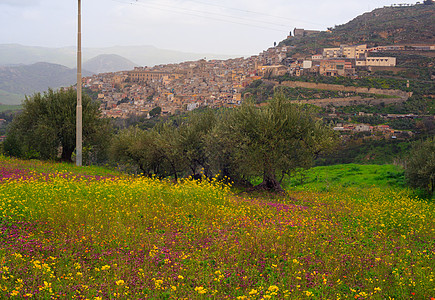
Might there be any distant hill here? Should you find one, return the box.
[0,44,77,68]
[0,62,93,105]
[83,54,138,74]
[0,44,238,69]
[280,4,435,55]
[0,89,22,106]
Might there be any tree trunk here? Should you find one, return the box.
[252,169,285,193]
[61,146,74,162]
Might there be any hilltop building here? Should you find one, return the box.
[292,28,321,38]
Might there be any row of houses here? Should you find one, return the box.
[333,123,413,139]
[322,44,435,60]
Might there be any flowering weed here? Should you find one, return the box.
[0,157,434,299]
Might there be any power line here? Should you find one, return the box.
[189,0,324,27]
[110,0,292,32]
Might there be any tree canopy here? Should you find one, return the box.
[213,94,338,191]
[110,95,338,192]
[4,88,111,163]
[405,137,435,196]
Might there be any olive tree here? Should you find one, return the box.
[405,137,435,196]
[4,88,111,162]
[213,94,338,192]
[109,126,164,176]
[178,108,217,178]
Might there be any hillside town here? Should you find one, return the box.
[83,29,435,119]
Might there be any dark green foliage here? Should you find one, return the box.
[110,96,338,191]
[405,137,435,196]
[149,106,162,117]
[210,94,338,191]
[353,115,384,126]
[109,126,165,176]
[110,109,217,180]
[178,109,217,178]
[387,118,416,130]
[316,139,413,166]
[242,80,275,103]
[83,87,100,101]
[3,88,111,163]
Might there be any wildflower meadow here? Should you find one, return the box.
[0,156,434,299]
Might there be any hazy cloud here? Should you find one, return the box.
[0,0,39,6]
[0,0,401,55]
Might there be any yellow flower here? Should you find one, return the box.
[249,289,258,295]
[10,290,19,296]
[116,280,125,286]
[194,286,207,294]
[268,285,279,292]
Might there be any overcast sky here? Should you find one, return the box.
[0,0,402,56]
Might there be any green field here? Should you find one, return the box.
[285,164,405,191]
[0,157,434,299]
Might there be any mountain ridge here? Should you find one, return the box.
[0,44,239,69]
[83,54,138,74]
[0,62,93,105]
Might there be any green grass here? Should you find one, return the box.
[285,164,405,192]
[0,155,121,177]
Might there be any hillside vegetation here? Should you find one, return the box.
[280,4,435,55]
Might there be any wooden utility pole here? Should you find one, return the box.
[76,0,83,166]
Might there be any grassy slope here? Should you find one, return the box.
[0,155,121,177]
[286,164,405,192]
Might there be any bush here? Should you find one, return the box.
[405,137,435,196]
